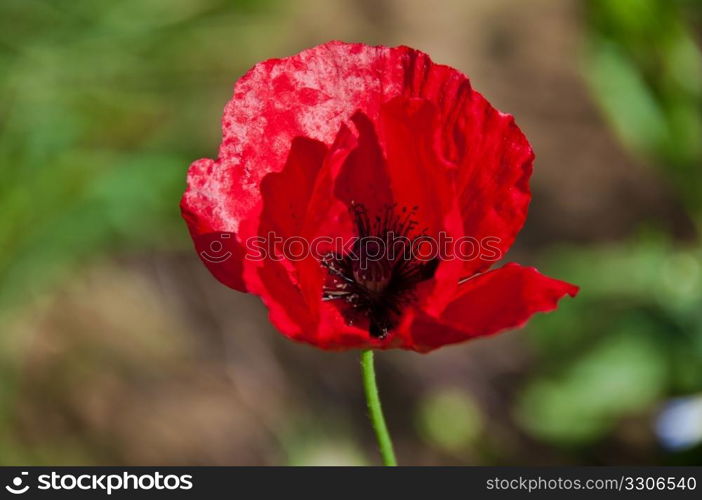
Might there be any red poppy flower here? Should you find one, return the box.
[181,41,578,353]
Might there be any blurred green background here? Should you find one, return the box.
[1,0,701,465]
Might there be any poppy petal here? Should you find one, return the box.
[377,97,458,235]
[259,137,328,239]
[183,42,500,236]
[454,103,534,275]
[408,263,578,352]
[191,231,248,292]
[334,112,394,217]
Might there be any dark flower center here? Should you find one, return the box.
[322,203,439,339]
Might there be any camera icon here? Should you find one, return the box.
[5,471,29,495]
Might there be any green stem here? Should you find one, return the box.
[360,349,397,466]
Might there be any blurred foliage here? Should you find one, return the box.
[585,0,702,215]
[516,0,702,460]
[520,237,702,445]
[0,0,283,464]
[415,388,482,455]
[0,0,284,317]
[281,417,368,466]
